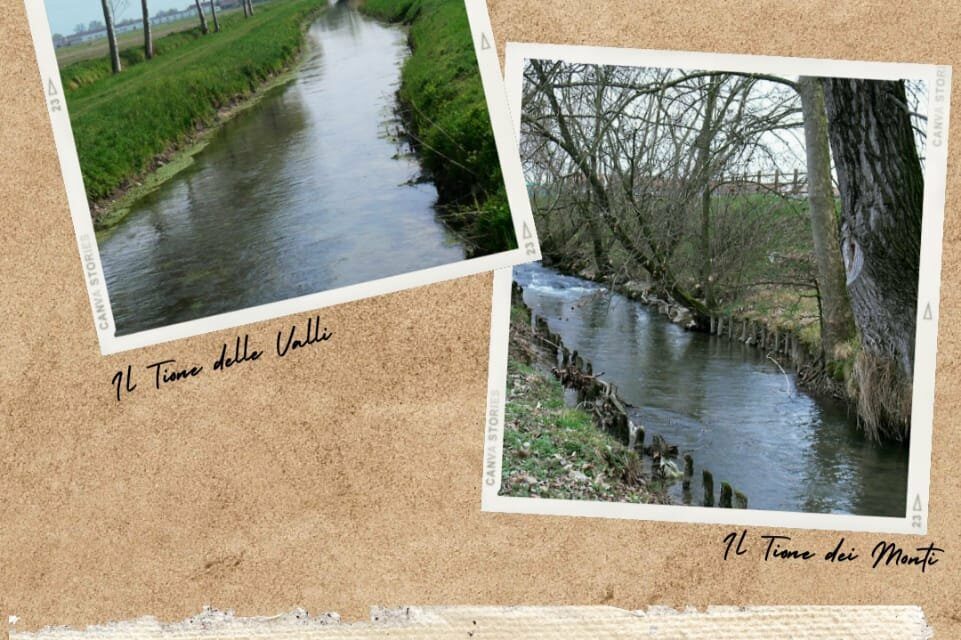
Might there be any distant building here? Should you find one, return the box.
[56,7,195,49]
[150,8,199,25]
[54,1,271,50]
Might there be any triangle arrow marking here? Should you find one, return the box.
[913,494,923,511]
[522,222,532,240]
[923,303,933,321]
[480,33,491,50]
[47,78,57,97]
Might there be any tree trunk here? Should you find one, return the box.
[821,78,924,437]
[141,0,153,59]
[797,76,855,360]
[193,0,209,34]
[693,77,720,309]
[209,0,220,32]
[101,0,122,74]
[246,0,254,16]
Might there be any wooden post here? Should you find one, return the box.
[651,434,668,457]
[632,421,645,450]
[682,454,694,490]
[773,168,780,193]
[613,411,629,445]
[793,168,800,194]
[719,482,733,508]
[702,470,715,507]
[573,351,584,371]
[734,490,749,509]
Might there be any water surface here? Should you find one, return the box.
[514,262,909,517]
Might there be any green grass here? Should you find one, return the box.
[60,27,206,92]
[60,0,324,205]
[500,358,666,503]
[360,0,517,255]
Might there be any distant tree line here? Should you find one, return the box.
[85,0,256,74]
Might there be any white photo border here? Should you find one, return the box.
[482,43,952,535]
[23,0,541,355]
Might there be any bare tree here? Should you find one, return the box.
[141,0,153,59]
[521,61,805,326]
[822,78,924,439]
[100,0,122,74]
[193,0,209,34]
[109,0,130,19]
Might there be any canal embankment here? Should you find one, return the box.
[502,288,672,504]
[359,0,517,256]
[506,280,755,509]
[60,0,326,228]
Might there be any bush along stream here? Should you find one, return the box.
[359,0,518,256]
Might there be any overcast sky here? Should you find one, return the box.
[44,0,193,36]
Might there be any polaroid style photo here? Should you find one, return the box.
[482,43,950,534]
[24,0,539,354]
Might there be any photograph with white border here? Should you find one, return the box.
[26,0,540,354]
[482,43,950,534]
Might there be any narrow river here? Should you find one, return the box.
[515,262,909,517]
[98,4,465,335]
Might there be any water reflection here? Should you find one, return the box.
[514,262,909,517]
[98,4,465,335]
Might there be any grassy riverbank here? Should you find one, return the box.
[501,303,670,503]
[61,0,324,218]
[360,0,517,255]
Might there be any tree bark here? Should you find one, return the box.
[821,78,924,436]
[141,0,153,59]
[797,76,855,360]
[246,0,254,16]
[101,0,122,74]
[209,0,220,32]
[193,0,209,34]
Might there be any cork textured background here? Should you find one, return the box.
[1,0,958,637]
